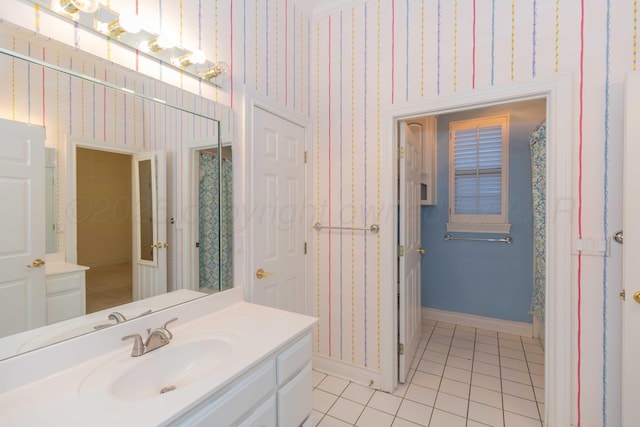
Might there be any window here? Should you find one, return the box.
[447,115,511,233]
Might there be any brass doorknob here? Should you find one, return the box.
[27,258,45,268]
[256,268,275,279]
[634,291,640,304]
[417,248,426,255]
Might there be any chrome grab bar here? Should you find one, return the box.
[444,233,513,244]
[313,222,380,234]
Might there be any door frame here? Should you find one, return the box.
[381,75,574,426]
[181,139,219,292]
[243,90,312,314]
[65,139,142,293]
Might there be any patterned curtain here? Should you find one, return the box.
[529,122,546,321]
[199,153,220,290]
[198,153,234,292]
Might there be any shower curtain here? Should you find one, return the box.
[199,153,233,292]
[529,122,546,322]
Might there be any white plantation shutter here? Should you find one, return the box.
[448,115,510,232]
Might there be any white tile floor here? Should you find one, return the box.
[312,320,545,427]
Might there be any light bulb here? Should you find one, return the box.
[173,50,206,68]
[106,11,141,38]
[143,34,176,52]
[199,62,230,81]
[51,0,98,18]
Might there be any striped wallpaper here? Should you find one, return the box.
[0,0,634,424]
[311,1,628,426]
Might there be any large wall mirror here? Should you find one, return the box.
[0,21,233,360]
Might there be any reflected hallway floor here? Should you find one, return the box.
[312,320,545,427]
[85,263,132,313]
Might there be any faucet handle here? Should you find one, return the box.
[122,334,145,357]
[162,317,178,338]
[109,312,127,323]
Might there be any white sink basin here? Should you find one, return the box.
[79,335,233,401]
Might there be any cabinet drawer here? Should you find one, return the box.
[47,291,85,324]
[277,364,312,427]
[276,333,311,385]
[238,396,276,427]
[172,359,275,427]
[46,273,84,295]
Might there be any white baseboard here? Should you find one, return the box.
[532,314,545,347]
[422,307,533,337]
[312,354,383,391]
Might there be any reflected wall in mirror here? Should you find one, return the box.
[0,21,234,360]
[45,148,58,254]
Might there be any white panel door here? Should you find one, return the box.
[250,107,306,313]
[133,151,167,300]
[622,72,640,426]
[0,119,46,337]
[398,122,423,383]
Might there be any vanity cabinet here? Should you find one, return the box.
[173,333,312,427]
[45,267,87,324]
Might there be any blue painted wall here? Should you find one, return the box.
[421,99,546,323]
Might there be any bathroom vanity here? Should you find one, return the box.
[45,262,88,324]
[0,287,317,426]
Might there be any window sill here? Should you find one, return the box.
[446,222,512,234]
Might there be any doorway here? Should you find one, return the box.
[182,141,234,295]
[384,77,574,426]
[76,147,133,313]
[396,99,547,424]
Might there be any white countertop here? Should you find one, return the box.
[0,288,317,426]
[45,262,89,276]
[0,289,207,360]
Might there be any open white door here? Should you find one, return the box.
[398,122,424,383]
[133,151,167,300]
[0,119,46,337]
[622,73,640,426]
[250,106,306,313]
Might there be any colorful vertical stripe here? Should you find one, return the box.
[511,0,516,80]
[327,16,333,357]
[532,0,537,77]
[350,7,356,364]
[602,1,611,425]
[453,0,457,91]
[363,1,368,368]
[577,1,586,425]
[472,0,476,89]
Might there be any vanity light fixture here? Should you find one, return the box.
[98,11,142,38]
[142,34,176,52]
[50,0,98,19]
[198,62,230,81]
[31,0,228,87]
[172,50,206,68]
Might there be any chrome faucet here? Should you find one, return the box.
[94,309,153,330]
[122,317,178,357]
[109,312,127,323]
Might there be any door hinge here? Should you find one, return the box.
[620,289,626,300]
[304,242,308,254]
[398,343,405,355]
[399,146,405,159]
[304,151,308,164]
[398,245,405,257]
